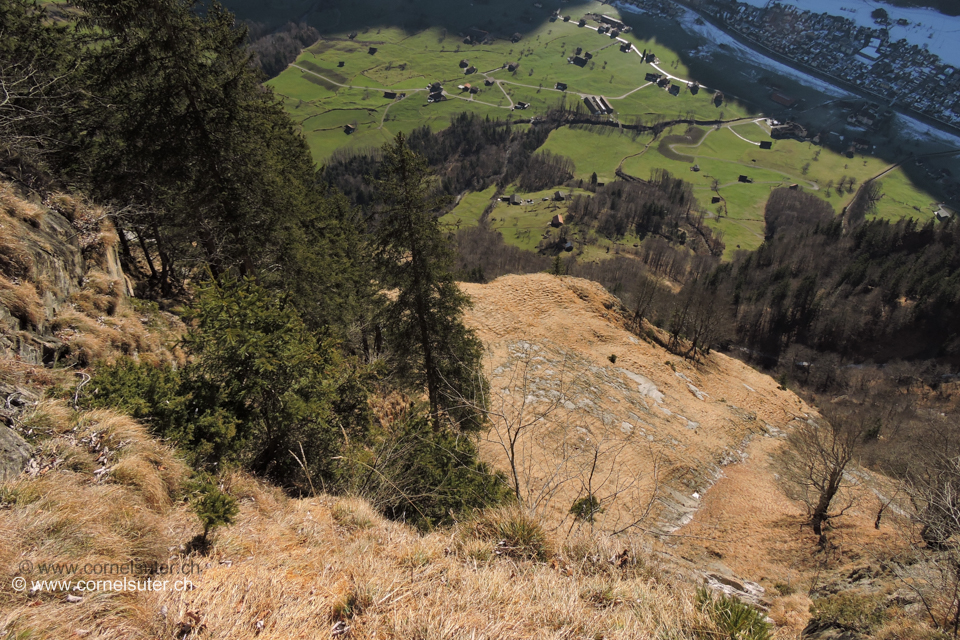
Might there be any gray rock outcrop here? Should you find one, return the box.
[0,425,32,482]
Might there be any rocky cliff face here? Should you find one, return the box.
[0,179,178,483]
[0,180,173,370]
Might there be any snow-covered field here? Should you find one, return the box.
[895,112,960,147]
[733,0,960,67]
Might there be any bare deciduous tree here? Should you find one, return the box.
[777,410,864,546]
[894,429,960,636]
[466,343,662,536]
[630,270,661,331]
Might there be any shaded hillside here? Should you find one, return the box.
[716,187,960,366]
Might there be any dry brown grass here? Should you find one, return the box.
[0,356,71,390]
[138,497,718,640]
[0,274,44,328]
[49,279,181,366]
[44,192,81,222]
[1,181,183,367]
[71,271,124,317]
[0,224,34,280]
[769,592,813,631]
[0,402,195,639]
[0,182,44,224]
[0,400,733,640]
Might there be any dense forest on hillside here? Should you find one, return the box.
[721,188,960,365]
[245,21,319,78]
[322,112,570,207]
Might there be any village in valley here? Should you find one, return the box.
[693,0,960,131]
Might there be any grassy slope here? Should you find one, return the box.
[0,401,717,640]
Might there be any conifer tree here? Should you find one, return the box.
[69,0,372,329]
[374,134,486,431]
[193,483,238,545]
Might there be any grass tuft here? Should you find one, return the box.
[0,275,44,328]
[331,497,378,531]
[697,587,773,640]
[463,506,553,561]
[0,182,44,223]
[809,591,887,635]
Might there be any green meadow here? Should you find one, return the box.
[266,0,750,164]
[252,0,948,261]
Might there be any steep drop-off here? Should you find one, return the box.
[462,273,813,534]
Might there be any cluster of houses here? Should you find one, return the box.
[770,121,808,140]
[845,102,894,131]
[426,82,445,103]
[645,72,681,96]
[461,27,492,45]
[569,46,593,67]
[692,0,960,129]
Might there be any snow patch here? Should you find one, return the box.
[614,1,647,15]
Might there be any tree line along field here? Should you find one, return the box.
[263,0,946,260]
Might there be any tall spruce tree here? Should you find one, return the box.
[375,134,486,431]
[68,0,372,331]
